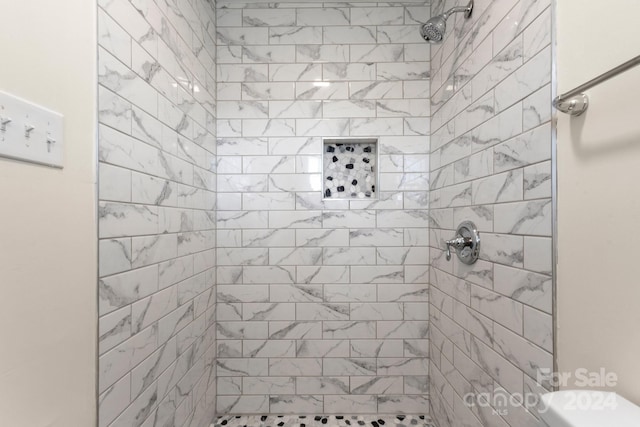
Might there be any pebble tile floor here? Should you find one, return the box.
[213,415,434,427]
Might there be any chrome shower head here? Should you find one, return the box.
[420,0,474,44]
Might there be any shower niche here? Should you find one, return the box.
[322,137,378,200]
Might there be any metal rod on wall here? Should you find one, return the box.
[553,54,640,116]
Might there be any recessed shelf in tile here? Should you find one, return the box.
[323,138,377,200]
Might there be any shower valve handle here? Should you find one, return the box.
[444,221,480,264]
[445,237,471,261]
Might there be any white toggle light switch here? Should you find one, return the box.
[0,91,64,168]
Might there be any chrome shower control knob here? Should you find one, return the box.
[445,221,480,264]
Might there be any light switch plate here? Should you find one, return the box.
[0,90,64,168]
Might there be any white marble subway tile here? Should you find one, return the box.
[523,160,551,200]
[296,192,350,211]
[217,396,268,414]
[270,395,324,413]
[99,265,158,315]
[324,63,376,81]
[494,123,551,173]
[351,44,404,63]
[351,303,404,321]
[323,100,376,118]
[242,303,296,321]
[272,64,324,84]
[323,321,376,339]
[523,305,553,352]
[243,266,296,284]
[296,82,349,100]
[270,285,323,303]
[472,169,524,205]
[98,8,132,67]
[349,192,403,210]
[295,155,323,173]
[296,377,349,394]
[350,118,404,136]
[350,340,403,358]
[217,174,267,192]
[403,302,429,321]
[296,45,350,63]
[98,237,130,277]
[377,284,428,303]
[297,340,350,357]
[242,82,295,101]
[377,26,423,44]
[377,99,430,118]
[296,302,350,321]
[377,321,429,340]
[350,81,403,100]
[378,395,429,413]
[217,284,269,303]
[217,137,268,156]
[403,81,431,100]
[216,156,242,174]
[216,322,269,340]
[218,120,242,137]
[523,236,552,275]
[243,229,296,248]
[352,7,404,25]
[324,395,377,413]
[494,199,552,236]
[131,286,177,334]
[523,83,551,132]
[242,377,295,394]
[323,247,376,266]
[218,45,243,64]
[349,228,404,247]
[351,266,404,284]
[217,100,268,119]
[494,323,552,381]
[297,265,350,284]
[217,248,268,266]
[470,285,523,334]
[218,376,243,396]
[270,100,323,119]
[376,247,429,266]
[100,164,132,204]
[217,64,269,82]
[242,8,296,27]
[404,44,430,62]
[269,358,323,376]
[217,193,242,211]
[297,8,350,26]
[523,7,551,61]
[269,247,323,266]
[324,284,376,303]
[98,86,132,135]
[217,8,242,27]
[268,211,323,230]
[130,234,177,268]
[217,211,269,229]
[99,306,132,355]
[380,135,429,155]
[324,358,377,376]
[494,264,552,314]
[99,0,157,55]
[269,137,322,155]
[377,358,429,377]
[377,62,429,80]
[99,324,157,393]
[469,335,524,395]
[98,373,130,427]
[217,266,244,285]
[216,82,242,101]
[217,303,242,321]
[243,119,297,137]
[216,27,269,46]
[269,27,323,45]
[495,45,551,112]
[322,210,376,228]
[217,358,269,377]
[269,321,322,340]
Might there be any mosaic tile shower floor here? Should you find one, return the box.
[213,414,435,427]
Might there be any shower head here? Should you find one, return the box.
[420,0,474,44]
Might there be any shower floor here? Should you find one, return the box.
[213,414,434,427]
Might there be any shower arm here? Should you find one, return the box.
[442,1,473,20]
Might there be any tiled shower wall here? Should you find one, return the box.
[97,0,217,426]
[428,0,553,426]
[215,1,431,415]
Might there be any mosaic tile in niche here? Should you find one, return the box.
[323,138,377,199]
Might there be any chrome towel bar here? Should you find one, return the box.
[554,54,640,116]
